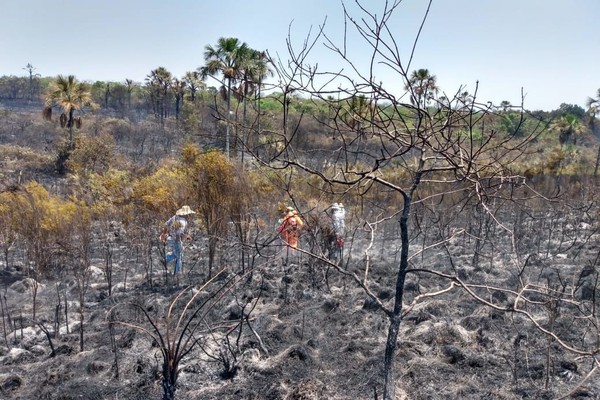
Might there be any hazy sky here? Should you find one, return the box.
[2,0,598,111]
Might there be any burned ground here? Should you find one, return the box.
[1,187,599,400]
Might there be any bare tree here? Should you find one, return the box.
[22,63,40,102]
[60,203,94,352]
[109,270,250,400]
[234,1,598,398]
[9,184,71,321]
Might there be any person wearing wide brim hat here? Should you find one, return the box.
[159,205,196,274]
[278,206,304,249]
[175,205,196,216]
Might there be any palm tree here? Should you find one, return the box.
[404,68,438,109]
[236,49,274,158]
[236,48,259,122]
[199,37,250,158]
[146,67,173,125]
[182,71,205,102]
[456,91,469,103]
[237,49,274,115]
[341,94,377,141]
[550,114,585,146]
[251,51,274,135]
[586,89,600,134]
[171,77,186,121]
[124,79,134,109]
[499,100,512,112]
[586,89,600,175]
[22,63,40,102]
[586,89,600,116]
[44,75,97,148]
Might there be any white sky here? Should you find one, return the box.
[1,0,598,111]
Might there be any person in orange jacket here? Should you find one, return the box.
[278,206,304,249]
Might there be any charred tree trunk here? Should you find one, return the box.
[68,108,75,148]
[208,235,217,280]
[161,346,180,400]
[594,144,600,176]
[383,192,412,400]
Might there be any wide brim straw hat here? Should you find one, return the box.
[176,205,196,216]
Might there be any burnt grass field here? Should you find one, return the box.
[2,1,600,396]
[1,176,599,400]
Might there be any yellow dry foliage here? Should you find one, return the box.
[179,145,239,214]
[69,133,116,175]
[247,165,277,196]
[132,164,187,215]
[179,144,253,271]
[0,194,18,250]
[13,181,78,234]
[85,168,132,208]
[2,181,78,274]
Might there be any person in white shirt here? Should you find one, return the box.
[328,203,346,261]
[159,205,196,274]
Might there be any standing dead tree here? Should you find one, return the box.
[234,1,598,398]
[108,269,254,400]
[6,182,74,321]
[57,203,94,352]
[199,283,268,379]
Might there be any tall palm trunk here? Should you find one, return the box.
[592,121,600,176]
[257,84,262,133]
[256,83,263,158]
[68,108,75,148]
[225,78,232,158]
[594,145,600,176]
[241,82,250,166]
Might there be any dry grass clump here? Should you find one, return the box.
[409,320,476,347]
[0,144,53,173]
